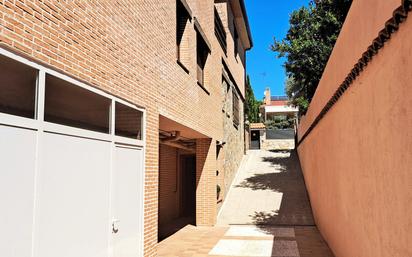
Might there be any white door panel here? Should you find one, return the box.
[0,125,37,257]
[34,132,111,257]
[112,146,143,257]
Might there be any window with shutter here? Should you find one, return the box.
[195,19,211,87]
[233,22,239,58]
[196,32,209,86]
[214,8,227,53]
[233,90,240,127]
[176,0,191,71]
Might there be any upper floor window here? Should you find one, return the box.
[233,90,240,127]
[214,8,227,54]
[233,22,239,58]
[0,54,38,119]
[176,0,191,70]
[195,19,211,87]
[197,32,209,86]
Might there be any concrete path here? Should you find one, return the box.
[217,149,314,226]
[158,150,334,257]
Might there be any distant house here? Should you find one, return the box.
[249,88,298,151]
[261,88,298,122]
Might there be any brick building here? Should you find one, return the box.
[0,0,252,256]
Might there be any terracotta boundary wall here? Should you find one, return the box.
[297,1,412,257]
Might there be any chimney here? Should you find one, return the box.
[264,87,271,105]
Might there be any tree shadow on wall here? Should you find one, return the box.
[236,150,315,226]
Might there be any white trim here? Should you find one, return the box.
[113,135,144,147]
[0,48,44,70]
[31,107,43,257]
[0,47,145,144]
[115,97,145,113]
[36,70,46,123]
[0,113,39,130]
[108,99,116,257]
[139,109,146,255]
[42,122,113,142]
[108,139,115,257]
[264,105,299,113]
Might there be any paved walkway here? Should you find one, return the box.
[218,150,314,226]
[158,225,332,257]
[158,150,334,257]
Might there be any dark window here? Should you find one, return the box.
[233,90,240,127]
[196,31,209,86]
[0,54,38,118]
[115,102,143,140]
[176,0,190,62]
[44,74,111,133]
[233,22,239,57]
[214,8,227,53]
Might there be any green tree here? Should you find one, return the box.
[272,0,352,114]
[244,75,262,123]
[265,116,295,129]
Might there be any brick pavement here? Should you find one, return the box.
[158,225,334,257]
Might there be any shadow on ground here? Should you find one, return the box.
[236,150,314,226]
[236,150,334,256]
[158,216,195,242]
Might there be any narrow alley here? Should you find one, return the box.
[1,1,411,256]
[158,149,334,257]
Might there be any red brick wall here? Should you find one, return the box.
[196,138,217,226]
[215,1,246,93]
[0,1,249,255]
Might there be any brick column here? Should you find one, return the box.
[143,109,159,256]
[195,138,217,226]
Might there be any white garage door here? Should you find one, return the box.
[112,146,144,257]
[0,125,37,257]
[0,50,145,257]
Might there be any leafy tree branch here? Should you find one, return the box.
[272,0,352,114]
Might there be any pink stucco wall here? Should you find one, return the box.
[298,0,400,135]
[297,1,412,257]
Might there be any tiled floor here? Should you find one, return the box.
[158,225,334,257]
[158,216,196,241]
[157,225,227,257]
[158,150,334,257]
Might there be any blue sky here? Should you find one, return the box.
[245,0,309,100]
